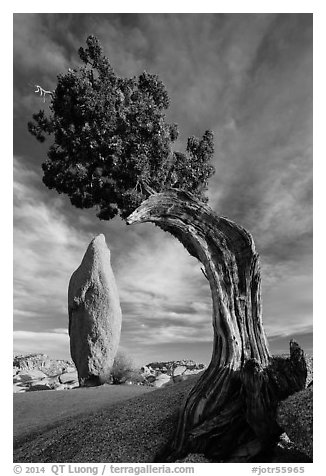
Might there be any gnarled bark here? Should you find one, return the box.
[126,189,307,462]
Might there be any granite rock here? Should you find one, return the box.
[68,234,122,386]
[59,371,78,385]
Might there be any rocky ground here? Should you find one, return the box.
[13,354,206,392]
[13,354,79,392]
[13,354,313,464]
[13,376,200,463]
[14,384,155,442]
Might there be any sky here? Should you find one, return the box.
[13,13,313,366]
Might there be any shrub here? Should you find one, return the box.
[111,351,135,385]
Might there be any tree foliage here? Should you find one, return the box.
[28,35,215,220]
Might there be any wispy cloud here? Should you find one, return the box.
[13,156,91,333]
[212,14,312,264]
[13,14,70,82]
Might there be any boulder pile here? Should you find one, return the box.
[13,355,206,392]
[141,359,206,387]
[13,353,75,376]
[13,353,78,393]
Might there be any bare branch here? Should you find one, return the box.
[34,84,54,102]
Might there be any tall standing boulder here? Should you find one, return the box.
[68,234,122,386]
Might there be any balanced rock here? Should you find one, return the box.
[68,234,122,386]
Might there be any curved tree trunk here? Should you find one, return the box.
[126,189,307,462]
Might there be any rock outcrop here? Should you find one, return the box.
[152,374,171,388]
[13,383,29,393]
[16,369,48,383]
[140,360,206,387]
[59,371,79,385]
[12,356,200,392]
[13,353,74,377]
[68,234,122,386]
[28,382,52,392]
[145,360,205,376]
[13,353,79,392]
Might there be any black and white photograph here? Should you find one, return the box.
[12,11,313,468]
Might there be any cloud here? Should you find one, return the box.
[13,330,70,359]
[51,328,69,334]
[113,221,214,351]
[13,14,81,120]
[116,229,208,308]
[263,273,313,337]
[212,14,312,265]
[268,331,313,355]
[13,156,91,333]
[260,254,312,339]
[13,14,71,80]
